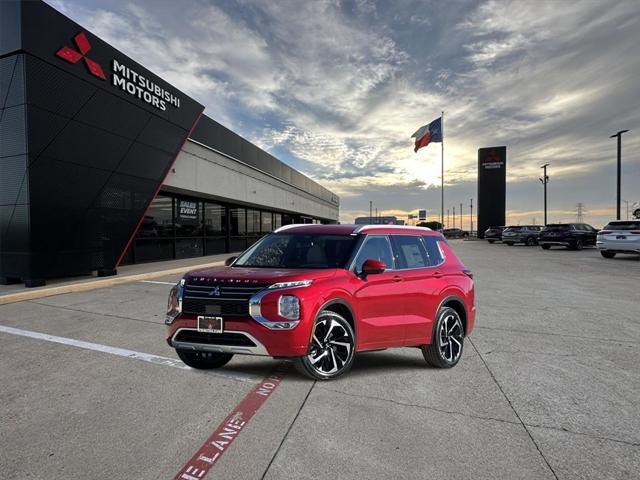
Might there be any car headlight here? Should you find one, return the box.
[269,280,313,289]
[278,295,300,320]
[165,279,184,325]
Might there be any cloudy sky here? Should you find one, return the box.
[48,0,640,227]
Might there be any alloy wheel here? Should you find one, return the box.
[437,312,464,363]
[307,314,354,375]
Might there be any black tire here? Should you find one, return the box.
[422,306,465,368]
[488,240,495,244]
[526,237,536,246]
[176,349,234,369]
[505,242,514,246]
[601,250,616,258]
[541,244,551,250]
[295,310,355,381]
[572,239,584,250]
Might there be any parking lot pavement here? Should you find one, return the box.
[1,242,638,479]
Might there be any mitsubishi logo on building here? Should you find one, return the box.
[55,32,106,80]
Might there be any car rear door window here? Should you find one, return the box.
[423,236,444,266]
[391,235,429,269]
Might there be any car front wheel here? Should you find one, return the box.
[572,239,584,250]
[176,349,234,369]
[541,244,551,250]
[526,237,536,246]
[422,306,464,368]
[601,251,616,258]
[295,310,355,380]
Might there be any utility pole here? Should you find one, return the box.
[610,130,630,220]
[447,209,450,228]
[453,206,456,229]
[470,198,473,234]
[369,200,373,224]
[575,203,586,222]
[539,163,550,225]
[460,203,463,229]
[375,208,378,224]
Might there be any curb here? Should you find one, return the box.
[0,260,225,306]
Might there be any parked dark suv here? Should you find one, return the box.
[484,226,505,243]
[442,228,469,239]
[166,225,475,380]
[501,225,543,246]
[539,223,598,250]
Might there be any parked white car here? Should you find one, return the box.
[596,220,640,258]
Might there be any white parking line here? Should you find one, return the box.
[139,280,177,285]
[0,324,255,382]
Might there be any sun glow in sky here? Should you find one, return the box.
[48,0,640,227]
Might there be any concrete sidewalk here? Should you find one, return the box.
[0,252,240,305]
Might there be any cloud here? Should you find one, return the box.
[47,0,640,228]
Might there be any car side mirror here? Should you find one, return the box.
[225,256,237,266]
[361,258,386,277]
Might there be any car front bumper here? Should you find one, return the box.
[166,315,312,357]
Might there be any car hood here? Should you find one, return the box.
[183,266,338,285]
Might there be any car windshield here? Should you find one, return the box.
[233,233,358,269]
[504,226,522,232]
[604,221,640,230]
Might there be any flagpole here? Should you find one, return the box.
[441,110,444,229]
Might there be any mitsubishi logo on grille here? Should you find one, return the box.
[55,32,106,80]
[209,286,221,297]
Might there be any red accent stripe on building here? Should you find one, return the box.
[115,112,203,268]
[172,362,290,480]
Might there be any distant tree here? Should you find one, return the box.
[418,221,442,230]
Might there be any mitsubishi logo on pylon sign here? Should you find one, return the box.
[55,32,106,80]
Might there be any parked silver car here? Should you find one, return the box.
[501,225,543,246]
[596,220,640,258]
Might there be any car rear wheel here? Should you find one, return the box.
[488,240,495,244]
[526,237,536,246]
[572,239,584,250]
[295,310,355,381]
[541,244,551,250]
[176,349,234,369]
[505,242,514,246]
[422,306,464,368]
[601,251,616,258]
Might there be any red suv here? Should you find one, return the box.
[166,224,475,380]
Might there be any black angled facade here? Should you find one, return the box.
[1,0,338,287]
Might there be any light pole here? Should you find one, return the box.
[447,209,450,228]
[453,206,456,229]
[470,198,473,234]
[539,163,550,225]
[610,130,629,220]
[369,200,373,224]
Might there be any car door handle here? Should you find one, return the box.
[433,271,443,279]
[393,275,403,283]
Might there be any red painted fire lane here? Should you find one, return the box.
[173,362,290,480]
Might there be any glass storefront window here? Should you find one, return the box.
[205,203,226,236]
[175,198,203,237]
[261,212,273,233]
[137,195,173,238]
[230,208,246,235]
[274,213,282,230]
[247,209,260,234]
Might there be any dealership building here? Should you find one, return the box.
[0,0,339,286]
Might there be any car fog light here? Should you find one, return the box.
[278,295,300,320]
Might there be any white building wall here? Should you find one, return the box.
[162,140,339,221]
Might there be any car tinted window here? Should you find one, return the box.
[604,221,640,230]
[422,236,444,266]
[354,235,394,272]
[391,235,429,269]
[545,224,571,231]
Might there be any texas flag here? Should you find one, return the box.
[411,117,442,152]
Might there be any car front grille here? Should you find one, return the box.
[182,282,268,317]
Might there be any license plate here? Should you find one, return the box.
[197,316,223,333]
[616,235,627,240]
